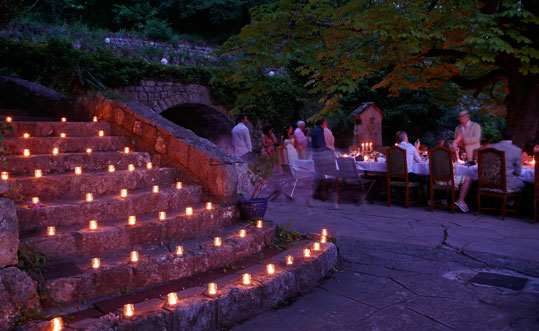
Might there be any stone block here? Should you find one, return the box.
[146,81,156,87]
[188,147,210,180]
[155,135,167,154]
[114,108,125,126]
[217,285,264,327]
[170,295,216,330]
[0,198,18,266]
[0,267,40,329]
[133,120,143,135]
[168,138,190,168]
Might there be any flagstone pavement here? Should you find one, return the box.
[233,197,539,330]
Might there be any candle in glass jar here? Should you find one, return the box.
[128,164,135,172]
[313,242,321,251]
[5,116,12,123]
[208,283,217,295]
[86,148,92,154]
[1,172,8,180]
[242,273,251,285]
[92,258,100,269]
[146,162,152,169]
[363,155,368,162]
[267,264,275,274]
[256,220,263,228]
[176,182,182,189]
[167,292,178,306]
[321,235,327,243]
[124,147,130,153]
[98,130,104,137]
[89,220,97,230]
[32,197,39,204]
[322,229,328,236]
[214,237,221,247]
[52,148,59,155]
[92,116,98,122]
[50,317,64,331]
[304,248,311,258]
[128,216,136,225]
[286,255,294,265]
[23,133,29,138]
[108,165,115,172]
[130,251,139,262]
[159,211,166,220]
[75,167,82,175]
[186,207,193,215]
[47,226,55,236]
[123,304,134,317]
[60,133,66,138]
[61,117,67,122]
[35,169,42,178]
[152,185,159,193]
[120,189,127,197]
[23,149,30,157]
[175,245,183,256]
[206,202,212,210]
[86,193,93,202]
[239,229,246,238]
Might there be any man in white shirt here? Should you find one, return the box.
[231,114,252,161]
[294,121,308,148]
[489,128,524,192]
[323,121,335,151]
[454,110,481,161]
[396,131,422,171]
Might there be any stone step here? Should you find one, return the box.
[17,185,203,233]
[1,151,151,175]
[41,222,276,304]
[5,136,132,155]
[8,167,177,200]
[4,121,111,137]
[20,204,237,261]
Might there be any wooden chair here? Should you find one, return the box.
[385,146,421,208]
[337,157,374,204]
[317,150,339,202]
[297,146,307,160]
[428,146,456,213]
[477,148,522,219]
[534,152,538,223]
[275,146,288,173]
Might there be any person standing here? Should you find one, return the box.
[231,114,252,162]
[323,121,335,151]
[294,121,308,149]
[282,124,299,163]
[454,110,481,161]
[261,124,277,157]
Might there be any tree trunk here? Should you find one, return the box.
[505,70,539,148]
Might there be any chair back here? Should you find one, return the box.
[535,152,538,196]
[386,146,407,178]
[428,146,453,181]
[317,150,338,177]
[477,148,506,191]
[337,157,360,185]
[297,146,307,160]
[349,145,358,155]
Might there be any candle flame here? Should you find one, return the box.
[363,155,368,162]
[86,148,92,154]
[321,235,327,243]
[130,251,139,262]
[313,242,321,251]
[176,182,182,189]
[98,130,104,137]
[61,117,67,122]
[186,207,193,215]
[23,149,30,157]
[75,167,82,175]
[92,258,100,269]
[86,193,93,202]
[92,116,98,122]
[159,211,166,220]
[6,116,12,123]
[167,292,178,306]
[89,220,97,230]
[146,162,152,169]
[304,248,311,258]
[124,304,134,317]
[124,147,130,153]
[322,229,328,236]
[60,133,66,138]
[51,317,63,331]
[32,197,39,204]
[208,283,217,295]
[239,229,246,238]
[108,165,115,172]
[47,226,55,236]
[256,220,263,228]
[23,133,29,138]
[214,237,221,247]
[128,164,135,171]
[267,264,275,274]
[128,216,136,225]
[286,255,294,265]
[1,172,8,180]
[121,189,127,197]
[35,169,42,178]
[175,245,183,256]
[242,273,251,285]
[152,185,159,193]
[206,202,212,210]
[52,148,59,155]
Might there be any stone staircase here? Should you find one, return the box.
[2,115,336,330]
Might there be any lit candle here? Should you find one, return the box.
[214,237,221,247]
[128,164,135,172]
[89,220,97,230]
[47,226,55,236]
[363,155,368,162]
[313,242,321,251]
[152,185,159,193]
[108,165,115,172]
[267,263,275,275]
[124,147,130,154]
[159,211,166,220]
[52,148,59,155]
[23,133,29,138]
[35,169,42,178]
[120,189,127,197]
[75,167,82,175]
[123,304,134,317]
[304,248,311,258]
[322,229,328,236]
[369,142,373,151]
[98,130,104,137]
[175,245,183,256]
[167,292,178,306]
[61,117,67,122]
[206,202,212,210]
[256,220,263,228]
[286,255,294,265]
[128,216,136,225]
[176,182,182,189]
[60,133,66,138]
[321,235,327,243]
[186,207,193,215]
[242,273,251,285]
[92,116,98,122]
[208,283,217,295]
[239,229,246,238]
[32,197,39,204]
[343,154,349,158]
[146,162,152,169]
[86,148,92,154]
[531,157,536,166]
[50,317,64,331]
[23,149,30,157]
[130,251,139,262]
[1,172,8,180]
[86,193,93,202]
[5,116,12,123]
[92,258,100,269]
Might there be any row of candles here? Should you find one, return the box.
[5,116,99,123]
[1,161,156,181]
[50,228,330,329]
[16,144,132,158]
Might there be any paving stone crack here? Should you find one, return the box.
[405,306,456,330]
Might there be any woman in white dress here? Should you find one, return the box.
[281,124,298,163]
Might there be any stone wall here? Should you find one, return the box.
[79,95,245,199]
[0,198,18,267]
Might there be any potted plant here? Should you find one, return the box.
[238,154,275,220]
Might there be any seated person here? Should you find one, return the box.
[440,138,473,213]
[395,131,422,171]
[521,140,539,165]
[489,128,525,192]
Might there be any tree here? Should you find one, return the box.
[222,0,539,146]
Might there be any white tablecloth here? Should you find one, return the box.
[293,159,535,183]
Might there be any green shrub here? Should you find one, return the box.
[144,18,173,41]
